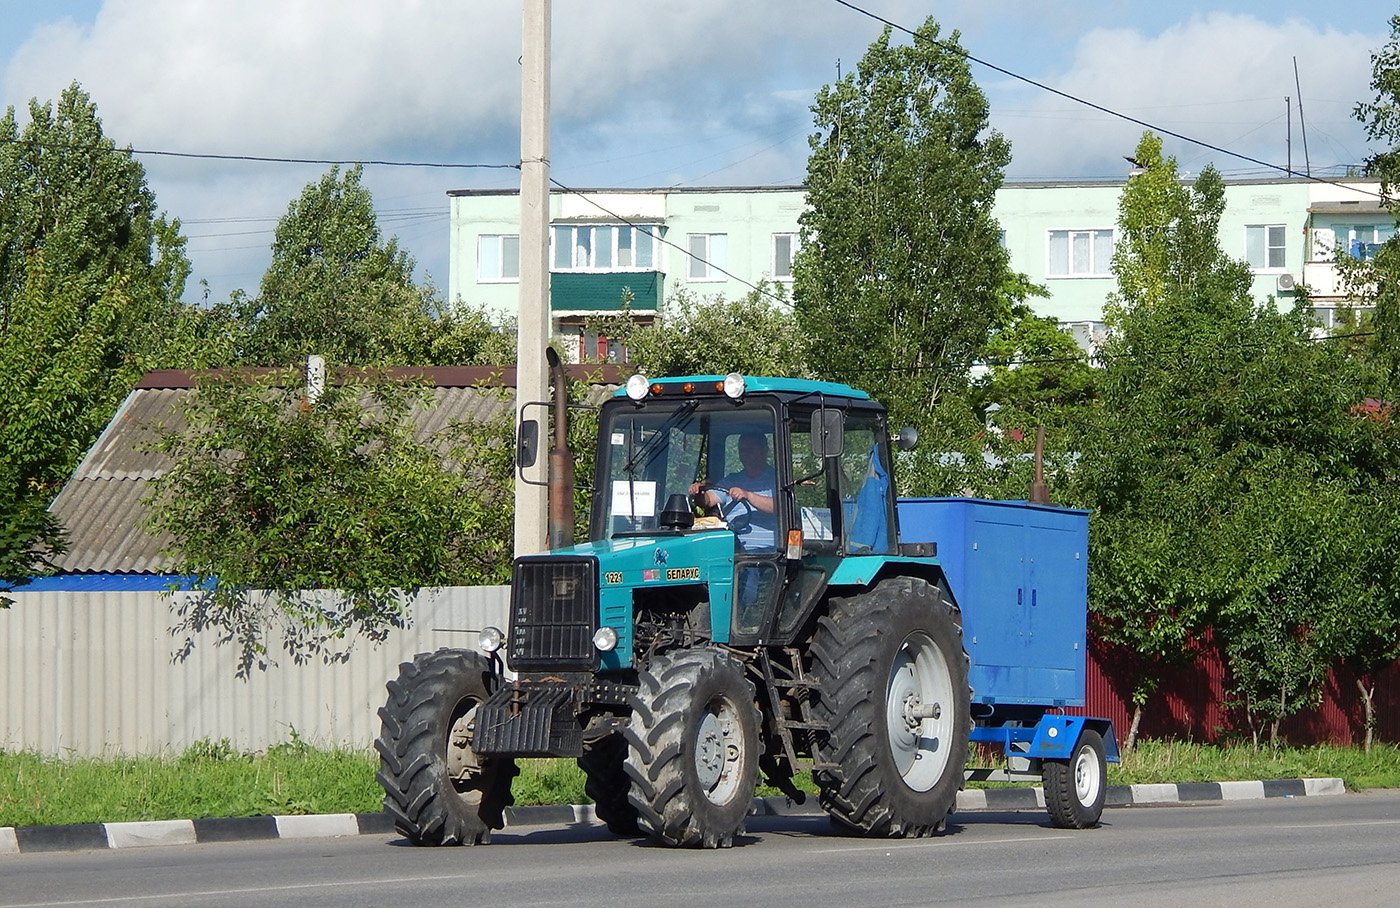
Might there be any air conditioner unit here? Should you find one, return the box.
[1277,273,1296,292]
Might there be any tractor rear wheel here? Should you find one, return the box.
[810,576,970,837]
[623,648,760,848]
[578,733,640,835]
[375,649,518,845]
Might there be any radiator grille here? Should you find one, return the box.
[509,557,598,671]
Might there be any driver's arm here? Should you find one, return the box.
[727,487,774,514]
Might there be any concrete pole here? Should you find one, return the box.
[515,0,551,557]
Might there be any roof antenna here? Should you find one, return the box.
[1293,57,1311,178]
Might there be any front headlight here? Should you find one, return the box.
[625,374,650,401]
[592,626,619,652]
[479,625,505,653]
[722,372,746,399]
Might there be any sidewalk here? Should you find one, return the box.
[0,777,1346,855]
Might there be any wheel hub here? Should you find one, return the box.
[446,701,483,781]
[886,631,956,792]
[695,712,725,790]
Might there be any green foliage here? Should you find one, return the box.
[146,368,514,674]
[236,165,513,367]
[592,284,809,378]
[1354,14,1400,389]
[794,16,1012,428]
[0,82,190,599]
[1076,133,1400,740]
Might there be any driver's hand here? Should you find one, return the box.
[728,487,746,502]
[688,481,703,496]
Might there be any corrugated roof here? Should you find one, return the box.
[48,371,620,574]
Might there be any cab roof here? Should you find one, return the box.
[611,374,871,400]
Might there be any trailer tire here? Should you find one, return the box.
[623,648,760,848]
[1043,728,1106,829]
[810,576,970,837]
[578,733,641,836]
[374,649,518,845]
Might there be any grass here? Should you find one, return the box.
[3,738,1399,828]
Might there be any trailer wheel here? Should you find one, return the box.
[374,649,518,845]
[623,648,760,848]
[578,733,640,835]
[810,576,970,837]
[1043,728,1106,829]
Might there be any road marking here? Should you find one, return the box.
[0,874,475,907]
[810,833,1074,855]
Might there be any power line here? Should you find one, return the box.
[829,0,1391,203]
[0,136,519,171]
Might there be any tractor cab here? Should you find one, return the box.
[589,373,904,649]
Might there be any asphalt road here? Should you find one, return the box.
[5,792,1400,907]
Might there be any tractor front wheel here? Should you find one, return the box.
[623,648,760,848]
[374,649,518,845]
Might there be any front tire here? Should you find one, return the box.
[374,649,519,845]
[623,648,761,848]
[810,576,971,837]
[1043,728,1106,829]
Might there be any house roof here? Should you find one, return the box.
[48,365,623,575]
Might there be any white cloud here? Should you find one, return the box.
[991,13,1384,179]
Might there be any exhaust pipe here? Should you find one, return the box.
[546,347,574,549]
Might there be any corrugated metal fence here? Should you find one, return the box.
[1,587,509,756]
[6,586,1397,756]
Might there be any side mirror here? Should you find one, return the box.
[895,425,919,451]
[516,418,540,468]
[811,409,844,458]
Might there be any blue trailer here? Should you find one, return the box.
[376,373,1120,847]
[899,498,1119,827]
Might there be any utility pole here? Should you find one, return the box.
[516,0,551,557]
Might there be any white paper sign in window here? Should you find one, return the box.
[611,480,657,517]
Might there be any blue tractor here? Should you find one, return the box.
[375,373,1117,847]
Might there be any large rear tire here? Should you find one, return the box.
[1043,728,1106,829]
[578,733,641,836]
[623,648,761,848]
[374,649,519,845]
[810,576,970,837]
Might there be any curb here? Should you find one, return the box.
[0,778,1346,855]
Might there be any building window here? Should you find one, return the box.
[1047,229,1113,277]
[1347,225,1394,261]
[1246,224,1287,270]
[687,233,728,281]
[478,234,519,281]
[772,233,798,280]
[551,224,658,272]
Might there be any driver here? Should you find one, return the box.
[690,431,776,552]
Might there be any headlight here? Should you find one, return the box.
[722,372,746,399]
[625,374,650,401]
[478,625,504,653]
[592,626,619,652]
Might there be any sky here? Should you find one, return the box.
[0,1,1391,305]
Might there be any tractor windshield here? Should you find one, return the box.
[596,400,777,542]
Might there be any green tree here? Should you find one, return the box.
[147,368,514,674]
[0,83,190,600]
[600,284,809,378]
[239,165,440,366]
[1074,134,1266,748]
[793,17,1011,428]
[1079,133,1399,746]
[1352,12,1400,388]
